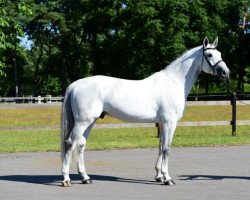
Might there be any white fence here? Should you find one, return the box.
[0,95,63,104]
[0,96,249,105]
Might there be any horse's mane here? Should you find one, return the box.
[165,45,202,70]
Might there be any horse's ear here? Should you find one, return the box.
[212,37,218,47]
[203,37,209,47]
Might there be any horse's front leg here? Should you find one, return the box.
[155,124,164,182]
[158,121,177,185]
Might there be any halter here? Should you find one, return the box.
[202,47,248,105]
[201,46,224,75]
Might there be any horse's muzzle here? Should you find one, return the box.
[215,65,230,81]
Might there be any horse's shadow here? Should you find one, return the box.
[0,174,158,186]
[0,173,250,186]
[179,175,250,181]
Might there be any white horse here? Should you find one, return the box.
[61,37,229,187]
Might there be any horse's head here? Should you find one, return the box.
[201,37,230,81]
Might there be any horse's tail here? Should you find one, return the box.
[61,85,75,162]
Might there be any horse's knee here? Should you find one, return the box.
[65,140,73,151]
[77,143,85,152]
[162,146,170,156]
[77,137,87,152]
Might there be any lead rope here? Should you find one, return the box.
[221,80,249,105]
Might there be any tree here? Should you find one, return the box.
[1,0,247,96]
[186,0,244,94]
[237,1,250,91]
[87,0,190,79]
[0,0,32,96]
[25,0,93,95]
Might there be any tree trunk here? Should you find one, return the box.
[44,46,52,95]
[237,31,245,92]
[12,50,19,97]
[91,33,98,74]
[59,41,67,95]
[33,43,43,96]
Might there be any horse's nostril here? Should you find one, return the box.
[216,68,228,79]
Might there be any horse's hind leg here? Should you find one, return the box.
[77,122,95,184]
[61,122,90,187]
[61,136,76,187]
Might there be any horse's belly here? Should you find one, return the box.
[104,99,160,123]
[106,110,159,123]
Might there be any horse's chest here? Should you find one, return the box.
[160,91,185,121]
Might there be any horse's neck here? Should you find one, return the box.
[163,46,203,98]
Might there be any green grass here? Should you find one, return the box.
[0,105,250,128]
[0,107,60,127]
[173,126,250,147]
[181,105,250,121]
[0,105,249,153]
[0,130,59,153]
[0,126,249,153]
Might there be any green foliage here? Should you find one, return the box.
[40,76,61,95]
[0,0,32,95]
[0,0,32,51]
[0,0,249,96]
[244,67,250,82]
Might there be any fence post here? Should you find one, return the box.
[37,96,42,104]
[231,93,236,136]
[46,95,52,103]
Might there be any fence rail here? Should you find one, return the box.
[0,94,249,135]
[0,95,63,104]
[0,94,249,104]
[0,94,250,106]
[187,93,250,101]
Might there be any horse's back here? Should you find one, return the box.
[70,75,155,98]
[68,73,185,123]
[70,75,128,100]
[68,75,159,122]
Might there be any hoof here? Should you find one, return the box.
[164,179,176,186]
[155,177,164,183]
[62,180,71,187]
[82,179,93,184]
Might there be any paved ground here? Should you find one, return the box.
[0,146,250,200]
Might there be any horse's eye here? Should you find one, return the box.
[207,53,213,57]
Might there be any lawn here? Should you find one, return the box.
[0,104,249,153]
[0,126,249,153]
[0,104,250,128]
